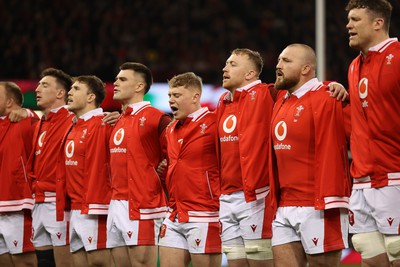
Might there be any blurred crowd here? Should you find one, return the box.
[1,0,399,86]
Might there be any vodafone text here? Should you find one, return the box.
[274,143,292,150]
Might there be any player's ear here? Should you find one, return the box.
[87,92,96,104]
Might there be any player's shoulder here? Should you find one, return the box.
[145,105,165,115]
[251,82,274,92]
[388,40,400,50]
[384,41,400,61]
[199,109,217,124]
[309,84,333,101]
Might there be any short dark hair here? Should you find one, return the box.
[0,81,24,106]
[40,68,72,102]
[346,0,392,32]
[168,72,203,94]
[231,48,264,77]
[73,75,106,107]
[120,62,153,94]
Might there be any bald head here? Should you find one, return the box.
[275,43,317,93]
[287,44,316,73]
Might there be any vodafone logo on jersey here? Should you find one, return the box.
[273,121,291,150]
[113,128,125,145]
[358,78,369,108]
[274,121,287,141]
[38,131,46,147]
[65,141,74,158]
[110,128,127,154]
[220,115,239,142]
[358,78,368,99]
[65,140,78,166]
[222,115,237,134]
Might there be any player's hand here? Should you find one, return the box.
[328,82,349,101]
[8,108,28,122]
[102,111,120,126]
[156,159,167,177]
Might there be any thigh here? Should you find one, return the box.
[306,249,342,267]
[0,253,13,267]
[12,251,38,267]
[128,245,158,267]
[110,246,131,267]
[0,210,35,254]
[191,253,222,267]
[53,245,72,267]
[87,248,112,267]
[72,248,89,267]
[160,246,190,267]
[272,241,307,267]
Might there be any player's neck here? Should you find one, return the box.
[361,34,390,57]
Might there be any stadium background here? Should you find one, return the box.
[2,0,400,112]
[2,1,399,265]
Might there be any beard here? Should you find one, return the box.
[275,75,299,91]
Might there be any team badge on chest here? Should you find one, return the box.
[81,129,87,139]
[293,105,304,122]
[200,123,207,134]
[249,90,256,100]
[386,53,394,65]
[139,116,146,127]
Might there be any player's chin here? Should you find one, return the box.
[173,113,183,121]
[222,79,230,87]
[348,39,359,48]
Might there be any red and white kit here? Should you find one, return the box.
[159,107,221,253]
[216,80,276,241]
[164,107,220,223]
[270,78,350,253]
[107,102,170,246]
[56,108,113,220]
[27,106,73,247]
[0,115,38,254]
[348,38,400,188]
[27,106,73,202]
[348,38,400,235]
[56,108,112,252]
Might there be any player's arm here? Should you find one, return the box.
[8,108,35,122]
[327,81,349,101]
[102,111,120,126]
